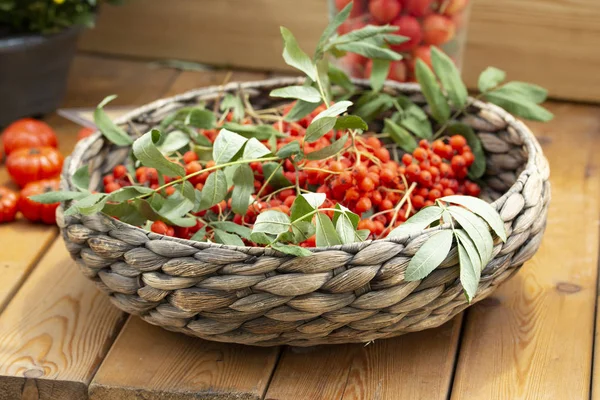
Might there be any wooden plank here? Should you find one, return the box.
[0,239,126,400]
[452,103,600,399]
[89,318,280,400]
[79,0,600,102]
[265,317,461,400]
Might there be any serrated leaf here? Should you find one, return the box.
[499,81,548,104]
[370,59,391,93]
[484,91,553,122]
[262,162,292,188]
[185,108,216,129]
[222,123,285,140]
[405,230,453,281]
[415,59,451,124]
[106,186,154,202]
[337,41,401,61]
[478,67,506,93]
[448,206,494,267]
[442,195,507,242]
[454,229,483,272]
[72,165,91,191]
[270,86,322,103]
[280,26,317,81]
[93,95,133,146]
[197,170,228,211]
[305,116,336,143]
[447,123,486,178]
[213,229,245,246]
[328,65,355,92]
[335,116,368,131]
[231,163,254,215]
[276,141,301,158]
[431,47,468,108]
[210,221,252,240]
[220,93,245,122]
[272,242,312,256]
[133,129,185,177]
[158,130,190,154]
[284,100,320,122]
[253,210,291,236]
[212,128,248,164]
[30,191,87,204]
[315,212,342,247]
[388,206,444,238]
[458,241,479,302]
[384,118,417,152]
[306,133,348,160]
[243,138,272,160]
[400,115,432,139]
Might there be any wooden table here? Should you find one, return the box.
[0,54,599,400]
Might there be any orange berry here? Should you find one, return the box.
[356,197,373,213]
[413,147,428,161]
[402,153,413,166]
[449,135,467,150]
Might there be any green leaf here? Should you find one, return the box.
[197,170,228,211]
[499,81,548,104]
[93,95,133,146]
[133,130,185,177]
[306,133,348,160]
[262,162,292,188]
[190,226,207,242]
[415,59,451,124]
[242,138,272,160]
[305,117,336,143]
[353,92,394,122]
[442,195,507,242]
[431,47,468,108]
[280,26,317,81]
[337,41,402,61]
[210,221,252,240]
[405,230,454,281]
[315,212,342,247]
[231,163,254,215]
[400,115,432,139]
[334,205,361,244]
[316,57,332,105]
[250,232,276,245]
[30,191,87,204]
[220,94,245,122]
[64,193,107,216]
[370,59,391,93]
[303,193,327,208]
[312,100,353,121]
[72,165,91,191]
[315,1,352,59]
[185,108,216,129]
[356,229,370,241]
[270,86,322,103]
[332,204,359,227]
[454,229,483,272]
[284,100,320,122]
[335,115,368,131]
[223,165,238,188]
[446,123,486,178]
[328,65,355,92]
[160,107,203,130]
[334,24,399,45]
[212,129,248,164]
[106,186,154,202]
[276,141,301,158]
[383,118,417,152]
[158,191,194,220]
[158,130,190,154]
[222,123,285,140]
[458,241,479,302]
[102,201,147,226]
[388,206,444,238]
[271,242,312,257]
[447,206,494,267]
[478,67,506,93]
[213,229,245,246]
[290,195,315,223]
[484,91,553,122]
[179,181,197,203]
[253,210,291,236]
[290,220,316,243]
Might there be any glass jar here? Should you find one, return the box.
[329,0,471,82]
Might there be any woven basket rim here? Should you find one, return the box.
[63,77,542,256]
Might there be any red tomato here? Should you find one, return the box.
[6,147,64,187]
[77,127,95,141]
[2,118,58,155]
[0,186,19,223]
[19,178,61,224]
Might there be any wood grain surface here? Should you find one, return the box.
[79,0,600,102]
[451,103,600,399]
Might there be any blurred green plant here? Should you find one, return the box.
[0,0,122,35]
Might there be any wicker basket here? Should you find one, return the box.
[58,77,550,346]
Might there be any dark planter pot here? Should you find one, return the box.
[0,27,81,127]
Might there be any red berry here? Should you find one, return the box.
[380,168,395,184]
[406,164,420,181]
[465,182,481,197]
[329,160,345,173]
[345,187,360,202]
[105,182,120,193]
[449,135,467,151]
[369,0,402,24]
[451,155,467,170]
[413,147,428,161]
[374,147,391,163]
[419,139,429,149]
[103,175,115,186]
[444,0,469,16]
[113,165,127,179]
[356,197,373,213]
[166,227,175,237]
[371,190,383,205]
[151,220,169,235]
[373,220,385,235]
[404,0,434,17]
[388,60,408,82]
[391,15,422,52]
[430,154,442,166]
[402,153,413,166]
[412,195,425,209]
[462,151,475,167]
[419,170,433,187]
[359,177,375,192]
[442,188,455,196]
[422,15,456,46]
[413,45,433,69]
[428,188,442,201]
[183,151,198,164]
[380,198,394,210]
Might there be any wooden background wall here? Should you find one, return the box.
[79,0,600,103]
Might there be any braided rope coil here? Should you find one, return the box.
[58,78,550,346]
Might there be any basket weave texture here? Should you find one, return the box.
[58,78,550,346]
